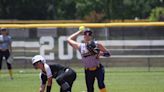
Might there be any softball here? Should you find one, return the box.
[79,26,85,32]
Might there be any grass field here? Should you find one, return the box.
[0,67,164,92]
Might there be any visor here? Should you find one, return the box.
[84,29,92,36]
[32,55,46,64]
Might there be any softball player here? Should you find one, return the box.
[0,28,13,79]
[32,55,76,92]
[67,26,110,92]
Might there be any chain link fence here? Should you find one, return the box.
[1,23,164,71]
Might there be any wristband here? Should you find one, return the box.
[103,51,110,57]
[46,86,51,92]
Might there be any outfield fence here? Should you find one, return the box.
[1,22,164,71]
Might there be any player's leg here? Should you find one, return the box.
[56,75,70,92]
[4,50,13,79]
[95,64,107,92]
[63,68,76,92]
[57,77,71,92]
[57,69,76,92]
[0,51,3,76]
[85,70,95,92]
[6,62,13,79]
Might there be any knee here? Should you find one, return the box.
[56,76,64,85]
[7,63,12,69]
[56,77,70,91]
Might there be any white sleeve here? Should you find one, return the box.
[44,64,53,78]
[39,73,43,85]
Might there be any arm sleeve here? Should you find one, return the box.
[44,64,53,78]
[40,73,47,85]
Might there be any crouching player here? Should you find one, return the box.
[32,55,76,92]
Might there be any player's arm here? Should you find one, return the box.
[67,31,82,50]
[40,73,47,92]
[8,37,12,53]
[39,82,52,92]
[46,77,53,92]
[67,26,84,49]
[97,42,111,57]
[44,64,53,92]
[39,84,46,92]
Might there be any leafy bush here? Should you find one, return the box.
[149,7,164,21]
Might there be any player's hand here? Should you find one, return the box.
[79,26,85,32]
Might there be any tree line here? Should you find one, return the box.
[0,0,163,22]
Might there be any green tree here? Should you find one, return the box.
[0,0,48,19]
[75,0,106,22]
[0,0,163,20]
[122,0,158,19]
[149,7,164,21]
[54,0,76,19]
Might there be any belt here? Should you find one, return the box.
[0,49,8,51]
[85,64,100,71]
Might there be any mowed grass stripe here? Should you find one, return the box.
[0,68,164,92]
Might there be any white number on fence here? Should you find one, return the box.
[40,36,55,60]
